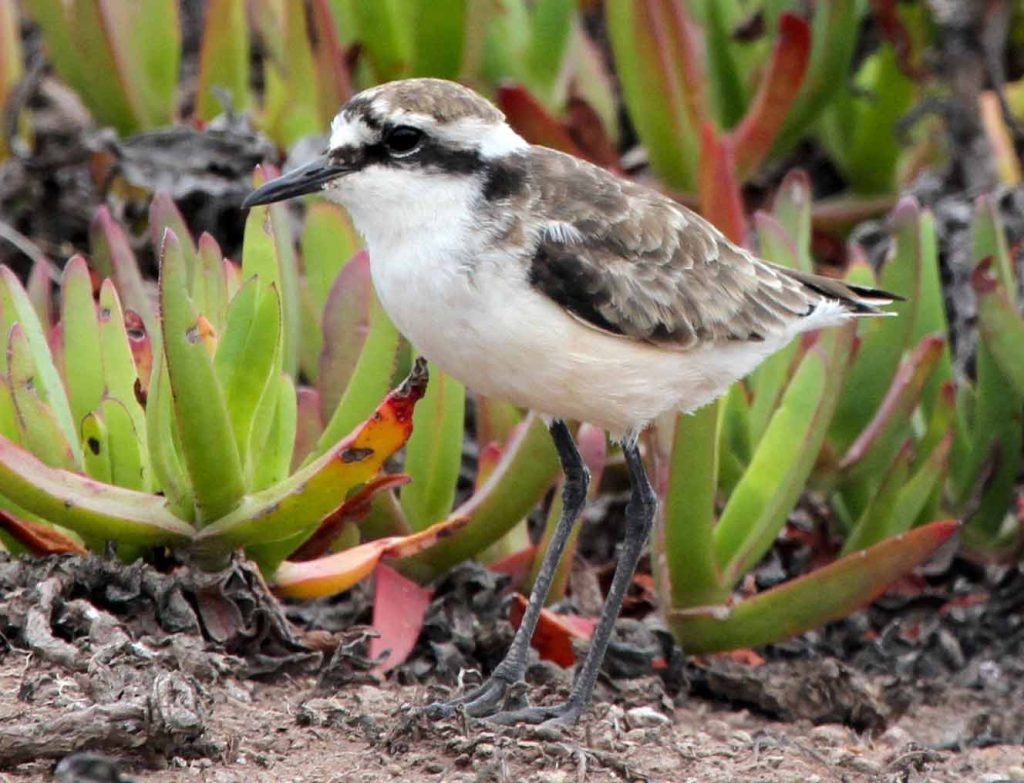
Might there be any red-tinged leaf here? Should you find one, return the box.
[732,14,811,179]
[972,258,1024,397]
[369,564,433,674]
[475,442,503,491]
[510,594,596,667]
[565,95,620,170]
[868,0,926,80]
[149,193,197,288]
[26,261,54,329]
[293,386,324,472]
[497,84,587,159]
[667,520,959,653]
[199,359,430,570]
[698,123,747,246]
[290,473,412,561]
[0,508,87,556]
[310,0,352,123]
[89,207,156,337]
[272,514,471,599]
[839,334,946,478]
[811,194,898,232]
[488,545,537,591]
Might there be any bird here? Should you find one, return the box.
[243,77,898,726]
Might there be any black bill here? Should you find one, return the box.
[242,155,350,208]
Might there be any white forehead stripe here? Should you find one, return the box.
[441,117,528,158]
[329,114,373,149]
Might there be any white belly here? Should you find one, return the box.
[368,241,791,438]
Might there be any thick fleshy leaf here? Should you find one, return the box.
[101,397,149,492]
[973,259,1024,398]
[732,14,811,179]
[60,256,104,429]
[605,0,704,189]
[349,0,412,82]
[667,521,959,653]
[261,0,321,146]
[302,204,361,317]
[310,0,352,122]
[772,0,862,157]
[369,564,433,673]
[399,413,560,583]
[409,0,467,79]
[293,387,324,471]
[196,0,251,120]
[26,261,54,329]
[98,280,148,456]
[842,441,914,554]
[0,434,194,545]
[401,365,465,531]
[698,124,746,245]
[196,360,429,571]
[251,373,297,491]
[144,353,193,520]
[0,1,23,159]
[7,324,77,471]
[497,84,588,159]
[271,513,468,599]
[659,403,722,607]
[0,508,87,556]
[0,266,81,464]
[89,207,156,338]
[961,199,1023,548]
[160,230,244,523]
[81,411,112,483]
[714,325,854,588]
[242,166,302,377]
[195,234,230,332]
[214,279,284,479]
[315,253,402,457]
[830,198,922,453]
[838,335,945,488]
[150,194,198,296]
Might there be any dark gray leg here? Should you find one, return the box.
[487,433,657,726]
[424,419,589,718]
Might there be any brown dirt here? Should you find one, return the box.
[2,657,1023,783]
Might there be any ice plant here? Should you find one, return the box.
[0,192,466,603]
[654,174,960,653]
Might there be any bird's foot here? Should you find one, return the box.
[422,674,529,720]
[483,699,583,728]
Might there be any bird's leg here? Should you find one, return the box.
[487,432,656,726]
[424,419,590,719]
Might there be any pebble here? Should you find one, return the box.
[625,705,670,728]
[810,724,850,747]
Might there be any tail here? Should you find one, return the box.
[783,267,904,317]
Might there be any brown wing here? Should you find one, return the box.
[515,148,820,349]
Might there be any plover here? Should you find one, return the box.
[243,78,898,726]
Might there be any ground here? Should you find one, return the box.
[1,658,1023,783]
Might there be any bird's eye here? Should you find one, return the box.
[384,125,423,156]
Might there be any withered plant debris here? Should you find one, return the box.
[692,657,890,732]
[0,552,321,766]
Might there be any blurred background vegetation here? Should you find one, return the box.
[0,0,1023,663]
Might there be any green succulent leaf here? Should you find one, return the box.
[89,207,157,338]
[667,520,959,654]
[399,412,560,583]
[196,0,251,120]
[315,252,402,458]
[160,229,244,523]
[660,402,723,608]
[400,363,466,531]
[60,256,104,430]
[0,432,193,545]
[715,325,854,587]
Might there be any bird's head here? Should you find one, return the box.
[242,78,528,232]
